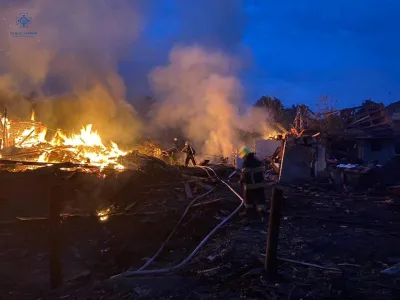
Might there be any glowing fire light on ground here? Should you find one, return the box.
[97,208,111,222]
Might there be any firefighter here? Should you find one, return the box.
[173,138,179,150]
[171,138,179,163]
[181,141,197,167]
[239,146,266,217]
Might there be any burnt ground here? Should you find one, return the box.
[1,170,400,299]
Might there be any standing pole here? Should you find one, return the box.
[49,185,62,289]
[2,108,8,148]
[265,187,283,277]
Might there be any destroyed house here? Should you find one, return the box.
[327,103,399,165]
[327,132,396,165]
[386,101,400,153]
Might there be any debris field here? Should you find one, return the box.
[0,155,399,300]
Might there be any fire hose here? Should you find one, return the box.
[137,187,217,271]
[111,166,244,278]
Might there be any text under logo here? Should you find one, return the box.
[10,13,37,37]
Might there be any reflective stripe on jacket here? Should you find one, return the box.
[240,154,265,190]
[242,167,264,173]
[243,182,265,190]
[241,167,264,190]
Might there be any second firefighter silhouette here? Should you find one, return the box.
[181,141,197,167]
[173,138,180,150]
[239,146,266,216]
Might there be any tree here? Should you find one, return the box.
[314,95,343,132]
[317,95,337,115]
[254,96,284,113]
[362,98,382,108]
[254,96,285,123]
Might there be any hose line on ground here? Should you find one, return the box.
[110,167,243,278]
[198,165,219,180]
[138,166,218,271]
[137,187,217,271]
[196,165,214,179]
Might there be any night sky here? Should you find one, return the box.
[122,0,400,109]
[243,0,400,109]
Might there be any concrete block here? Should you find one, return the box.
[279,142,315,183]
[315,145,326,177]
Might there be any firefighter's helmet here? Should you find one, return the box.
[238,146,252,158]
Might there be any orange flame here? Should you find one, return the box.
[97,208,111,222]
[1,111,127,169]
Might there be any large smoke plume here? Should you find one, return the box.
[148,45,274,157]
[0,1,275,154]
[0,0,143,144]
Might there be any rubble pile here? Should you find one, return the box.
[377,155,400,186]
[0,152,183,220]
[0,153,240,299]
[13,181,396,300]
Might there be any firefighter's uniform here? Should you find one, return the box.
[171,138,180,163]
[181,142,197,167]
[239,146,266,215]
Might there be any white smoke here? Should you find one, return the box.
[148,45,275,156]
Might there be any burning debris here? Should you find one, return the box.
[97,207,113,223]
[0,110,127,170]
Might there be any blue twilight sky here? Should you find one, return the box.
[120,0,400,109]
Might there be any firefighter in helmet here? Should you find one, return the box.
[181,141,197,167]
[170,138,180,163]
[239,146,266,217]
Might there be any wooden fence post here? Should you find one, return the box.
[265,187,283,277]
[49,185,62,289]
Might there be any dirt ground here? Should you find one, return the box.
[1,169,400,299]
